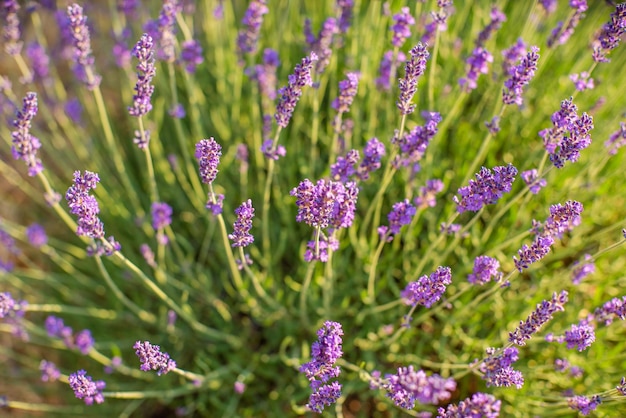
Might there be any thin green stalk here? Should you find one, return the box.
[365,232,390,305]
[427,25,442,110]
[299,262,316,327]
[408,212,459,282]
[138,116,160,204]
[323,244,335,317]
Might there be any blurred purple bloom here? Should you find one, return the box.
[331,149,360,182]
[26,43,50,81]
[117,0,139,17]
[391,7,415,47]
[568,395,601,416]
[11,92,43,177]
[75,329,95,355]
[468,255,501,285]
[541,200,584,238]
[154,0,181,62]
[453,163,518,213]
[591,296,626,326]
[332,72,359,114]
[459,47,493,92]
[129,34,156,118]
[26,223,47,248]
[501,38,526,75]
[509,290,568,345]
[397,43,429,115]
[514,234,554,272]
[133,341,176,375]
[605,122,626,155]
[422,1,453,44]
[65,98,83,124]
[593,3,626,62]
[305,17,338,74]
[336,0,354,33]
[45,315,73,346]
[357,138,385,180]
[104,356,122,374]
[234,380,246,394]
[275,52,317,129]
[206,193,224,216]
[168,104,186,119]
[140,243,156,268]
[291,179,359,231]
[228,199,255,248]
[564,323,595,351]
[539,0,557,14]
[376,50,406,92]
[0,292,26,319]
[547,1,587,47]
[247,48,280,100]
[40,360,61,382]
[303,236,339,263]
[69,370,105,405]
[236,0,268,59]
[3,0,22,55]
[151,202,173,230]
[437,392,501,417]
[502,46,539,106]
[195,138,222,184]
[180,39,203,73]
[480,347,524,389]
[386,199,416,236]
[133,129,151,150]
[521,169,546,194]
[570,71,594,91]
[113,39,132,69]
[572,254,594,284]
[66,4,101,90]
[414,179,444,209]
[476,7,506,47]
[384,366,456,409]
[402,266,452,308]
[393,111,441,168]
[306,382,342,413]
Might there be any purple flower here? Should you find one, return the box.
[195,138,222,184]
[75,329,95,355]
[151,202,173,230]
[228,199,255,248]
[133,340,176,375]
[437,392,501,418]
[509,290,568,345]
[541,200,584,238]
[113,38,132,69]
[303,236,339,263]
[568,395,601,416]
[26,43,51,81]
[422,1,453,44]
[501,38,527,75]
[234,380,246,394]
[564,323,595,351]
[153,0,181,62]
[357,138,385,180]
[391,7,415,48]
[11,92,43,177]
[480,347,524,389]
[66,4,101,90]
[336,0,354,33]
[25,223,47,248]
[0,292,25,319]
[68,370,105,405]
[459,47,493,92]
[104,356,122,374]
[274,52,317,129]
[402,266,452,308]
[592,3,626,62]
[547,1,587,47]
[605,122,626,155]
[331,149,360,182]
[65,98,83,124]
[521,169,546,194]
[206,193,224,216]
[384,366,456,409]
[468,255,501,285]
[475,7,506,47]
[502,46,539,106]
[305,17,338,74]
[236,0,268,59]
[40,360,61,382]
[393,111,441,168]
[45,316,74,348]
[128,34,156,118]
[117,0,139,17]
[539,0,557,14]
[3,0,22,56]
[332,72,359,114]
[414,179,444,209]
[617,377,626,395]
[454,163,518,213]
[385,199,416,236]
[180,39,203,73]
[591,296,626,326]
[397,43,429,115]
[570,71,594,91]
[290,179,359,230]
[571,254,594,284]
[300,321,343,412]
[376,50,406,92]
[169,103,185,118]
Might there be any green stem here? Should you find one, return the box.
[365,232,390,305]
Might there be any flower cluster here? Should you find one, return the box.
[40,360,61,382]
[475,7,506,47]
[480,347,524,389]
[521,169,547,194]
[151,202,173,231]
[379,199,416,240]
[397,43,429,115]
[383,366,456,409]
[590,296,626,326]
[11,92,43,177]
[547,0,588,48]
[468,255,501,285]
[304,17,338,74]
[605,122,626,155]
[299,321,343,413]
[153,0,181,62]
[568,395,601,416]
[390,7,415,47]
[68,370,105,405]
[459,47,493,92]
[414,179,444,209]
[0,292,26,319]
[570,71,594,91]
[501,38,527,74]
[66,4,101,90]
[401,266,452,308]
[133,341,176,376]
[332,72,359,115]
[236,0,269,59]
[509,290,568,345]
[571,253,595,284]
[247,48,280,101]
[195,138,222,185]
[128,34,156,119]
[422,1,453,45]
[228,199,255,248]
[357,138,385,180]
[393,111,441,169]
[453,163,518,213]
[274,52,318,129]
[26,223,47,248]
[437,392,501,417]
[2,0,21,56]
[502,46,540,106]
[376,50,406,92]
[290,179,358,231]
[45,316,94,354]
[592,3,626,62]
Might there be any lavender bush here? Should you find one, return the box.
[1,1,626,416]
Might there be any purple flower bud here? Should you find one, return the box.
[306,381,342,413]
[393,111,441,168]
[480,347,524,389]
[11,92,43,177]
[401,266,452,308]
[75,329,95,355]
[509,290,568,345]
[206,193,224,216]
[386,199,416,236]
[236,0,268,59]
[151,202,173,230]
[391,7,415,48]
[129,34,156,118]
[459,47,493,92]
[564,323,595,351]
[154,0,181,62]
[303,236,339,263]
[290,179,359,230]
[40,360,61,382]
[0,292,26,319]
[274,53,317,129]
[133,340,176,376]
[502,46,539,106]
[228,199,255,248]
[26,43,50,81]
[376,50,406,92]
[397,43,429,115]
[437,392,501,417]
[305,17,338,74]
[3,0,22,56]
[501,38,527,75]
[180,39,203,73]
[539,0,557,14]
[570,71,594,91]
[66,4,101,90]
[521,169,546,194]
[475,7,506,47]
[336,0,354,33]
[547,1,587,48]
[384,366,456,409]
[332,72,359,114]
[568,395,601,416]
[605,122,626,155]
[592,3,626,63]
[468,255,501,285]
[331,149,360,182]
[454,164,518,213]
[195,138,222,184]
[68,370,105,405]
[591,296,626,326]
[414,179,444,209]
[357,138,385,180]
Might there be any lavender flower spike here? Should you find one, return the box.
[67,4,101,90]
[3,0,22,56]
[236,0,269,59]
[509,290,568,346]
[402,266,452,308]
[453,163,518,213]
[133,341,176,375]
[437,393,501,417]
[275,52,318,129]
[332,72,359,115]
[195,138,222,184]
[129,34,156,118]
[592,3,626,63]
[397,43,429,115]
[228,199,255,248]
[11,92,43,177]
[391,7,415,48]
[68,370,105,405]
[459,47,493,92]
[503,46,540,106]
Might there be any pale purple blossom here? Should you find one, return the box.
[128,34,156,118]
[11,92,43,177]
[401,266,452,308]
[475,7,506,47]
[228,199,255,248]
[509,290,568,345]
[391,7,415,47]
[459,47,493,92]
[180,40,203,73]
[195,138,221,184]
[468,256,501,285]
[480,347,524,389]
[236,0,268,59]
[570,72,594,91]
[605,122,626,155]
[274,53,317,129]
[521,169,547,194]
[68,370,105,405]
[133,341,176,375]
[568,395,601,416]
[437,392,501,417]
[502,46,539,106]
[571,254,594,284]
[397,43,429,115]
[453,164,518,213]
[66,4,101,90]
